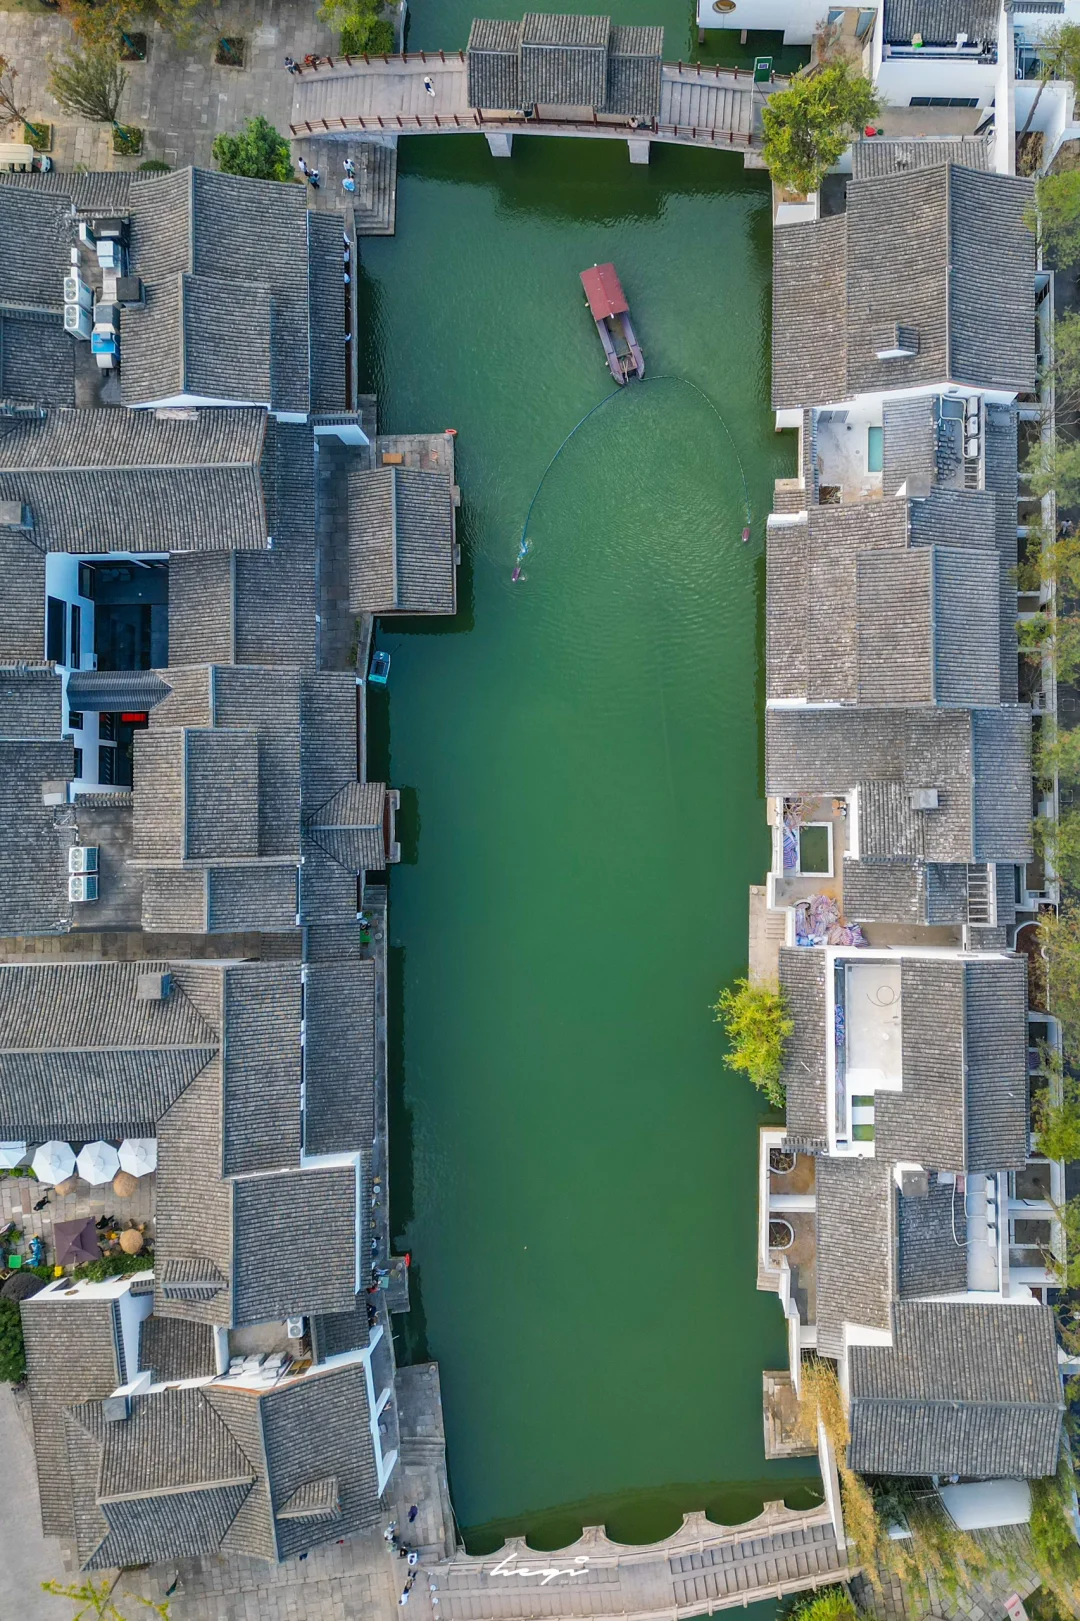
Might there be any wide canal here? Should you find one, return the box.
[360,131,819,1551]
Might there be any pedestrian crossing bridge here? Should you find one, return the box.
[290,53,777,161]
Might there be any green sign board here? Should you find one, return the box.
[753,55,773,82]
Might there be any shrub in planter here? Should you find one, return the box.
[214,35,246,67]
[112,123,143,155]
[138,157,171,171]
[24,120,52,151]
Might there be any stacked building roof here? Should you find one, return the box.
[759,159,1068,1501]
[0,167,460,1573]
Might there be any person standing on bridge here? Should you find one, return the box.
[423,74,436,95]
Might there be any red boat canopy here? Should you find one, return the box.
[580,263,628,320]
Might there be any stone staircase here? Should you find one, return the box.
[353,142,397,235]
[659,71,754,136]
[291,136,397,234]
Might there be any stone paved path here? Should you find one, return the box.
[0,0,381,171]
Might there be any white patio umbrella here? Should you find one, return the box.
[31,1140,76,1186]
[0,1142,26,1170]
[76,1141,120,1186]
[118,1138,157,1177]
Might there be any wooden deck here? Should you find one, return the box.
[290,55,768,150]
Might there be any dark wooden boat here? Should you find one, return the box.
[580,263,644,385]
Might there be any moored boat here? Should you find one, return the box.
[580,262,644,385]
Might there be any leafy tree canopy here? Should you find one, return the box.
[211,115,293,182]
[1030,167,1080,269]
[761,62,879,197]
[47,44,127,125]
[712,977,792,1107]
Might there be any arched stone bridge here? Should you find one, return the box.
[425,1501,855,1619]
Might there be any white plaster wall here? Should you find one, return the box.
[876,53,998,105]
[695,0,835,45]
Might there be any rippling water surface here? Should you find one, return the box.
[360,136,817,1552]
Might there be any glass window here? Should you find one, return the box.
[867,424,884,473]
[46,596,66,663]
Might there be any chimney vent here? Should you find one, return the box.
[136,971,172,1002]
[909,787,939,811]
[102,1394,131,1423]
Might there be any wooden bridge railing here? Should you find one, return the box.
[290,111,755,144]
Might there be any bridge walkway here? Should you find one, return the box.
[289,55,766,148]
[423,1503,855,1621]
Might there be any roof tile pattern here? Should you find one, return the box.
[848,1301,1063,1477]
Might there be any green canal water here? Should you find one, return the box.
[360,135,818,1554]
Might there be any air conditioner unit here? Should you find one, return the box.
[91,331,118,356]
[96,239,119,271]
[286,1315,306,1340]
[93,301,120,333]
[68,845,98,875]
[68,873,99,903]
[63,303,92,340]
[63,274,92,309]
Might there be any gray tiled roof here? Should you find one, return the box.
[303,960,376,1157]
[852,136,991,179]
[765,502,908,704]
[168,552,236,666]
[897,1172,967,1297]
[0,665,72,937]
[0,527,46,662]
[883,0,999,45]
[222,963,302,1178]
[605,25,663,117]
[848,1301,1063,1478]
[207,865,299,932]
[348,466,456,615]
[0,184,71,313]
[521,12,609,105]
[1,310,75,406]
[842,858,971,926]
[122,169,313,413]
[276,1476,341,1521]
[310,1295,370,1363]
[138,1315,218,1382]
[0,958,219,1141]
[235,418,318,668]
[0,406,269,553]
[881,395,936,497]
[777,948,828,1152]
[305,780,387,872]
[772,166,1036,410]
[985,405,1020,701]
[20,1294,121,1540]
[209,1363,381,1559]
[231,1166,359,1325]
[468,18,523,106]
[876,955,1029,1170]
[815,1156,895,1358]
[308,215,348,415]
[855,546,1000,707]
[765,705,1031,864]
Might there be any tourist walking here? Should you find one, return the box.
[307,169,321,191]
[344,156,356,177]
[408,1504,419,1522]
[423,75,436,95]
[284,55,301,73]
[343,177,356,194]
[297,156,310,178]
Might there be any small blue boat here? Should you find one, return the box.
[369,650,391,686]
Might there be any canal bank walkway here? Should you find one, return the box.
[425,1503,854,1620]
[289,55,771,155]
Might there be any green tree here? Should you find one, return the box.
[319,0,395,54]
[1047,309,1080,416]
[1020,24,1080,138]
[1025,435,1080,507]
[1035,721,1080,786]
[761,62,880,196]
[47,43,126,125]
[1034,1065,1080,1160]
[1040,806,1080,890]
[0,1296,26,1382]
[784,1588,860,1621]
[1042,905,1080,1062]
[42,1577,169,1619]
[211,115,293,182]
[712,977,792,1107]
[1030,168,1080,268]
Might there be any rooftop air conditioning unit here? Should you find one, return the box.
[63,303,92,340]
[93,301,120,333]
[68,845,98,875]
[0,500,30,528]
[286,1315,306,1340]
[77,221,96,249]
[63,274,92,309]
[68,872,99,903]
[96,238,119,271]
[909,787,940,811]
